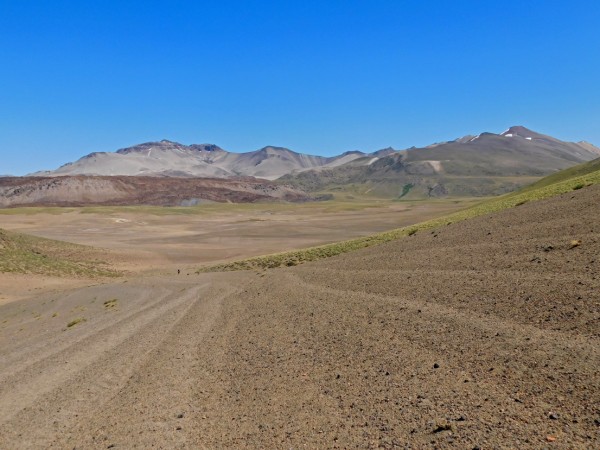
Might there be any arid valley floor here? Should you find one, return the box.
[0,199,469,301]
[0,190,599,448]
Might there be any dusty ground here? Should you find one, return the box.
[0,274,94,306]
[0,199,468,273]
[0,188,598,448]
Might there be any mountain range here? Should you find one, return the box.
[280,126,600,198]
[33,142,368,180]
[19,126,600,201]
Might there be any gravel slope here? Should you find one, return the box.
[0,185,598,448]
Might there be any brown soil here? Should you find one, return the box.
[0,176,310,207]
[0,186,598,448]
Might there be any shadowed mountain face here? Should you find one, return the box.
[280,126,600,198]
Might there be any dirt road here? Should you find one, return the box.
[1,186,599,448]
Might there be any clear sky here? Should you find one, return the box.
[1,0,599,175]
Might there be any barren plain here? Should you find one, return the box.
[0,199,469,275]
[0,188,598,448]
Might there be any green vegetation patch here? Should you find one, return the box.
[398,183,414,198]
[198,161,600,273]
[0,229,120,277]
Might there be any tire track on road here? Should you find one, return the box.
[0,280,217,448]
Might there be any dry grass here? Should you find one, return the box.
[104,299,118,309]
[66,317,86,328]
[0,228,120,278]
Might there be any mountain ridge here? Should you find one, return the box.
[279,126,600,198]
[30,127,600,192]
[36,140,371,180]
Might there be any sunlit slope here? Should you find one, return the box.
[0,228,119,277]
[517,157,600,193]
[280,127,600,199]
[201,157,600,271]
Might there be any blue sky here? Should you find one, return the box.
[1,0,599,175]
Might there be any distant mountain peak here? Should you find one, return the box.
[189,143,225,152]
[116,139,187,155]
[256,146,300,157]
[371,147,397,157]
[503,125,532,133]
[259,145,293,151]
[500,125,538,139]
[340,150,366,156]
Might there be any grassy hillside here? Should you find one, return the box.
[517,157,600,192]
[200,158,600,272]
[0,228,119,277]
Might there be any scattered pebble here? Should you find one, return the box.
[432,421,454,433]
[433,423,452,433]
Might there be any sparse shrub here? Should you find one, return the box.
[399,183,414,198]
[67,317,86,328]
[104,299,118,309]
[572,183,585,190]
